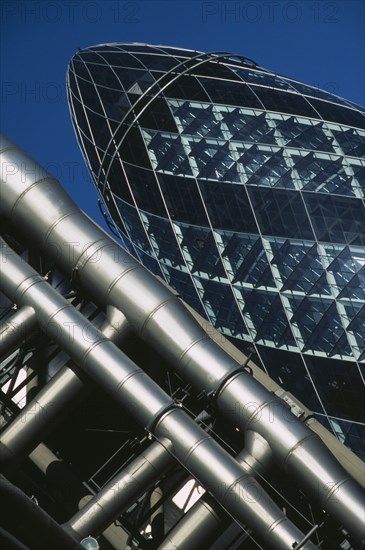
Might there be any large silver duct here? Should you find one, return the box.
[0,236,316,549]
[1,134,364,545]
[158,431,273,550]
[0,306,37,359]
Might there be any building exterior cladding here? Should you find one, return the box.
[67,43,365,458]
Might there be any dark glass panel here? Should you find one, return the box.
[199,279,244,335]
[123,164,166,217]
[189,232,224,278]
[79,135,102,179]
[120,44,164,54]
[158,174,209,226]
[331,128,365,158]
[163,267,206,315]
[96,86,131,122]
[95,51,144,69]
[199,77,262,108]
[198,180,257,233]
[76,76,104,114]
[218,232,259,274]
[102,186,122,229]
[78,51,106,64]
[191,140,239,182]
[118,126,151,168]
[142,212,184,268]
[245,148,290,187]
[107,159,133,203]
[243,291,294,347]
[247,187,314,239]
[135,247,165,279]
[164,75,210,102]
[305,355,365,422]
[156,46,198,58]
[276,117,335,152]
[133,54,180,71]
[70,95,92,141]
[234,67,295,92]
[252,87,317,118]
[285,79,351,106]
[214,285,248,337]
[304,193,365,246]
[192,61,241,81]
[270,240,321,292]
[303,302,346,355]
[222,110,276,144]
[113,196,152,254]
[256,346,323,412]
[144,132,193,176]
[345,305,365,358]
[85,63,122,89]
[308,98,365,129]
[83,107,112,151]
[171,102,224,139]
[232,238,275,287]
[139,97,178,132]
[67,68,78,95]
[111,67,155,93]
[72,59,91,82]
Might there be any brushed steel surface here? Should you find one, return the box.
[0,306,37,359]
[67,439,173,538]
[1,134,364,545]
[0,237,313,549]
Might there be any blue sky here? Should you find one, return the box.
[1,0,364,231]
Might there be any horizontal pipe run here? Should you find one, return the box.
[0,237,313,550]
[0,306,37,360]
[66,439,173,539]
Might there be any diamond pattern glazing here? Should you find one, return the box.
[68,44,365,457]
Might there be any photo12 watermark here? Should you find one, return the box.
[201,1,339,24]
[0,1,140,24]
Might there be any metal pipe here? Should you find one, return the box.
[0,135,363,543]
[0,365,85,468]
[0,306,37,359]
[27,442,131,550]
[0,307,131,468]
[0,237,315,550]
[0,476,83,550]
[158,432,273,550]
[66,439,173,539]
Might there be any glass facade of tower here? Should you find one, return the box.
[67,44,365,457]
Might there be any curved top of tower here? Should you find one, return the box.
[67,43,365,192]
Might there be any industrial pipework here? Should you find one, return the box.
[1,134,364,548]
